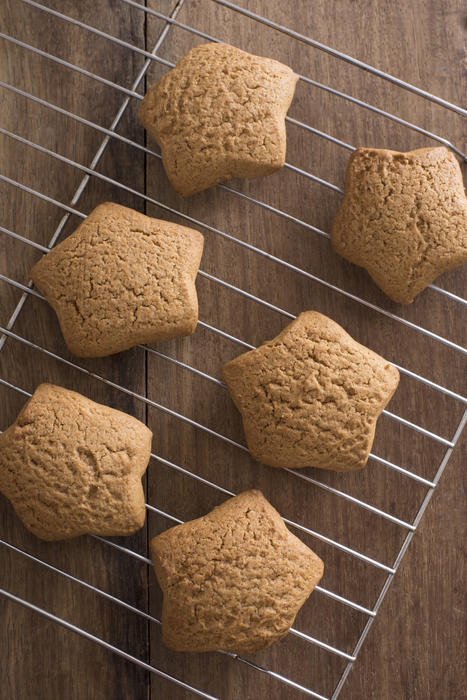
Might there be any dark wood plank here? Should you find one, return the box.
[0,1,465,699]
[145,1,466,699]
[0,1,157,699]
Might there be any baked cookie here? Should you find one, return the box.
[138,42,298,196]
[30,203,204,357]
[0,383,152,540]
[331,147,467,303]
[150,489,323,653]
[223,311,399,471]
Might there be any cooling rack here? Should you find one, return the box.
[0,0,466,698]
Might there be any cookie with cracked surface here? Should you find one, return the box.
[331,147,467,304]
[150,489,323,653]
[222,311,399,471]
[0,383,152,540]
[138,42,298,197]
[30,202,204,357]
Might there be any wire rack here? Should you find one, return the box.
[0,1,465,698]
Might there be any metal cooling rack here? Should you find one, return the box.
[0,1,466,698]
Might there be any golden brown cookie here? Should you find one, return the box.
[150,489,323,653]
[0,383,152,540]
[138,42,298,196]
[30,203,204,357]
[223,311,399,471]
[331,147,467,303]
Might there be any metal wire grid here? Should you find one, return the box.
[0,0,465,698]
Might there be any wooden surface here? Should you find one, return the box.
[0,1,465,698]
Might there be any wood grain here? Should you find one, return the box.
[0,1,465,699]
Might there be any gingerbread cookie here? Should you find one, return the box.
[223,311,399,470]
[150,489,323,653]
[139,43,298,196]
[331,147,467,303]
[0,383,152,540]
[30,203,204,357]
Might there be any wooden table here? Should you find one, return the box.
[1,1,465,698]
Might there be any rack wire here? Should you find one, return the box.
[0,1,465,698]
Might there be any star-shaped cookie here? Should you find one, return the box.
[138,42,298,196]
[30,202,204,357]
[0,384,152,540]
[223,311,400,471]
[150,489,324,653]
[331,147,467,303]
